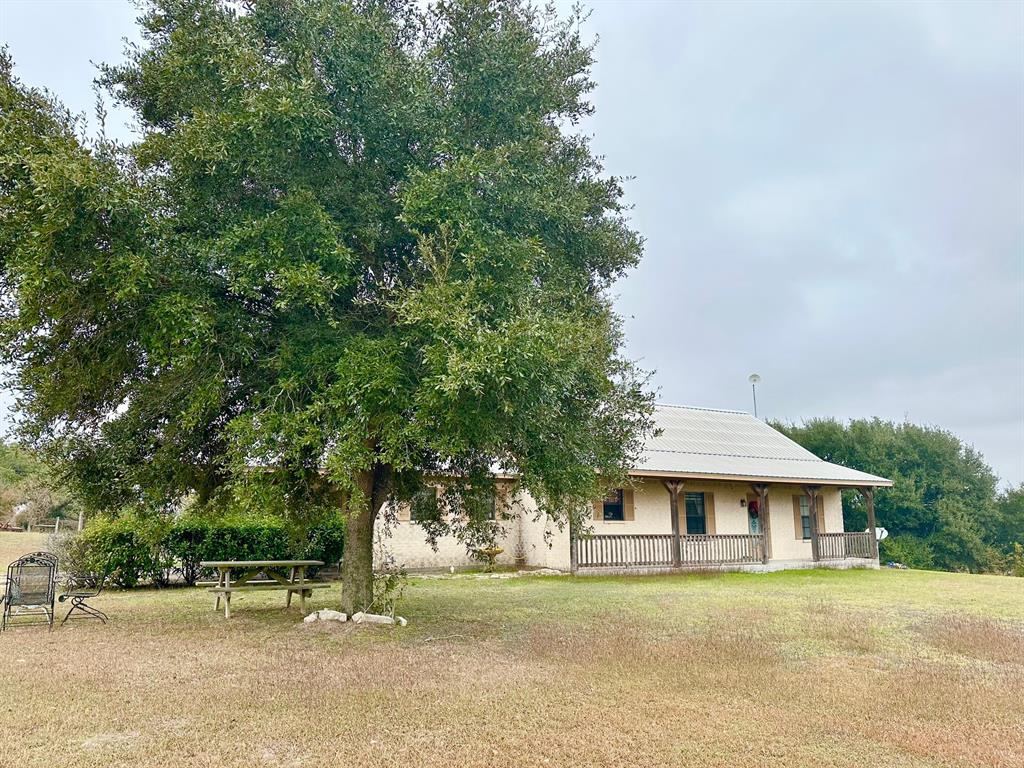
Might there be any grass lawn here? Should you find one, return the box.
[1,531,1022,767]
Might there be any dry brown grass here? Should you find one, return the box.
[0,532,1022,767]
[926,615,1024,666]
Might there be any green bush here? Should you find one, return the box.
[78,512,172,588]
[75,513,348,587]
[297,516,346,567]
[162,517,211,587]
[880,534,935,570]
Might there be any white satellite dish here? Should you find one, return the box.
[872,527,889,542]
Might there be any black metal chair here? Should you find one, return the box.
[1,551,59,632]
[58,565,110,626]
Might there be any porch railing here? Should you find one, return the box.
[575,534,676,569]
[817,531,875,560]
[574,533,765,569]
[679,534,764,565]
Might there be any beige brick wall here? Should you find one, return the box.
[373,489,570,571]
[374,479,848,571]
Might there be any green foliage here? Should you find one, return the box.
[0,0,654,586]
[78,512,172,588]
[776,418,1006,573]
[1012,543,1024,578]
[371,544,408,618]
[296,515,346,565]
[880,534,934,570]
[0,441,80,527]
[0,441,41,485]
[991,485,1024,552]
[69,511,345,587]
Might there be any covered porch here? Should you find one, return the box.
[569,477,881,573]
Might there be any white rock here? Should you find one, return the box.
[397,616,408,627]
[303,609,347,624]
[351,611,395,625]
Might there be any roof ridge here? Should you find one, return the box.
[655,402,750,415]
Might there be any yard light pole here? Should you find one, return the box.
[748,373,761,418]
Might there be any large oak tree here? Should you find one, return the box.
[0,0,652,612]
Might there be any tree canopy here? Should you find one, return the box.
[0,0,653,611]
[775,417,1019,573]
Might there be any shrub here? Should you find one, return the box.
[880,534,935,570]
[198,516,291,563]
[162,516,210,587]
[69,512,345,588]
[162,514,345,585]
[48,531,100,587]
[297,516,346,567]
[78,512,172,588]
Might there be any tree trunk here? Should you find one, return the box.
[340,463,391,616]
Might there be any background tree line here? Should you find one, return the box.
[775,418,1023,574]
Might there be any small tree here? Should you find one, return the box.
[0,1,653,613]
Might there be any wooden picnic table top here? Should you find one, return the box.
[199,560,324,568]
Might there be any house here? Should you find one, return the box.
[376,404,891,573]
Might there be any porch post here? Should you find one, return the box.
[861,486,878,560]
[803,485,821,562]
[663,479,683,568]
[751,483,771,564]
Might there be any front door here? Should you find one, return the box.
[746,496,761,534]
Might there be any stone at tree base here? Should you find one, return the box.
[397,616,408,627]
[351,612,395,625]
[303,609,348,623]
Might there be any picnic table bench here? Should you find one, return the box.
[199,560,329,618]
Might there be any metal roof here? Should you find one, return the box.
[633,404,892,487]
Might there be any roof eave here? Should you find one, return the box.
[628,468,893,488]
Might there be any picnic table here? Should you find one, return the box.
[200,560,329,618]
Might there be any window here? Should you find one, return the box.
[409,488,438,523]
[798,496,812,540]
[684,492,706,534]
[602,489,625,521]
[486,492,497,521]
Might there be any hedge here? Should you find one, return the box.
[64,513,345,588]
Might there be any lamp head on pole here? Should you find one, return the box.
[748,373,761,418]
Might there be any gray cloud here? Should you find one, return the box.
[566,0,1023,485]
[1,1,1021,484]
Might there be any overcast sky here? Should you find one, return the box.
[2,1,1022,485]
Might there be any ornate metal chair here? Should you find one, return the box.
[58,564,110,626]
[1,551,58,631]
